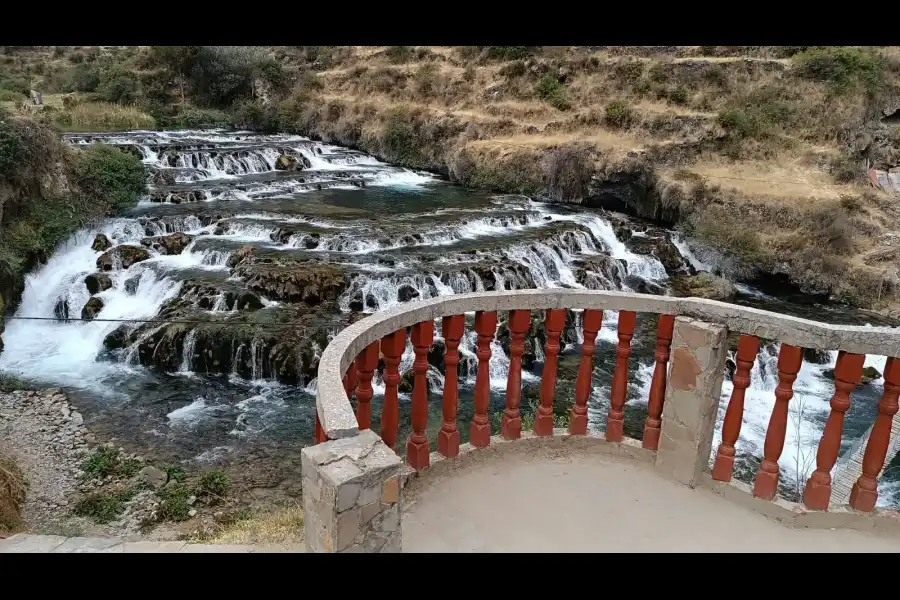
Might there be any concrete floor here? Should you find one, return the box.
[401,451,900,553]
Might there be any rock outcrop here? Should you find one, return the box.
[96,245,151,271]
[84,273,112,295]
[81,297,105,321]
[140,232,193,256]
[91,234,112,252]
[669,273,736,302]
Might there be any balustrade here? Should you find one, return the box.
[323,292,900,524]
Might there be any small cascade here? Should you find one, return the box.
[178,328,198,373]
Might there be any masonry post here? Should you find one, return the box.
[301,428,403,553]
[655,317,727,487]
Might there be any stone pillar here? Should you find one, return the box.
[655,317,727,488]
[301,428,403,553]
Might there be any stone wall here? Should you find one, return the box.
[301,429,402,553]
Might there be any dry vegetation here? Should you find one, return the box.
[2,45,900,310]
[0,449,27,534]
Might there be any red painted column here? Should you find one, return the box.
[407,321,435,470]
[343,361,358,399]
[803,351,865,510]
[535,309,567,437]
[380,328,407,452]
[642,314,676,449]
[354,342,379,431]
[315,413,327,444]
[851,357,900,511]
[502,310,531,440]
[438,315,465,457]
[752,344,803,500]
[606,310,636,442]
[712,335,760,481]
[570,309,603,435]
[470,311,497,448]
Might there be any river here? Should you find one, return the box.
[0,129,897,506]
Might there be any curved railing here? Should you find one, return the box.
[302,290,900,553]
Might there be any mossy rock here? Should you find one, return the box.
[669,273,736,302]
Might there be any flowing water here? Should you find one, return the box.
[0,129,897,505]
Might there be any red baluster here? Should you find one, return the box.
[851,357,900,511]
[438,315,465,457]
[354,342,379,431]
[315,412,327,444]
[502,310,531,440]
[642,314,676,449]
[606,310,636,442]
[570,309,603,436]
[407,321,434,470]
[712,335,760,481]
[470,311,497,448]
[753,344,803,500]
[803,351,865,510]
[535,309,567,436]
[343,361,358,398]
[380,329,407,452]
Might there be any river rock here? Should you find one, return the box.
[235,292,264,311]
[275,154,301,171]
[230,248,348,305]
[348,291,365,312]
[397,284,420,303]
[669,273,736,302]
[84,273,112,295]
[150,169,176,186]
[97,245,151,271]
[803,348,831,364]
[139,465,167,489]
[103,325,130,350]
[576,256,626,289]
[822,365,882,385]
[91,233,112,252]
[625,232,686,275]
[140,232,193,256]
[81,296,105,321]
[53,298,69,321]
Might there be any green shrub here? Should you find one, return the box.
[73,489,136,524]
[381,107,419,164]
[98,67,139,104]
[499,60,527,78]
[231,100,282,132]
[81,446,121,479]
[794,46,886,93]
[198,470,229,500]
[0,75,30,95]
[604,101,634,128]
[414,62,440,96]
[174,107,231,129]
[71,63,101,93]
[830,153,862,183]
[666,85,689,105]
[614,61,644,84]
[73,144,147,211]
[161,463,186,483]
[156,484,192,521]
[536,75,570,111]
[485,46,536,61]
[385,46,414,64]
[717,108,761,139]
[0,120,25,178]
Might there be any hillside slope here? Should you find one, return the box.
[2,45,900,311]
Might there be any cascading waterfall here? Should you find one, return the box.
[1,128,895,507]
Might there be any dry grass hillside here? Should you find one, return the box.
[2,45,900,311]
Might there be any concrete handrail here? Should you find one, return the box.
[316,289,900,440]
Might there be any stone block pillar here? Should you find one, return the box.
[655,317,727,488]
[301,428,403,553]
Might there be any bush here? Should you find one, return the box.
[156,484,192,521]
[666,85,689,105]
[0,452,27,534]
[97,68,139,104]
[231,100,282,133]
[73,144,147,211]
[794,46,886,93]
[0,75,30,95]
[381,107,419,164]
[0,120,25,178]
[604,100,634,128]
[385,46,414,64]
[53,102,156,131]
[717,108,761,139]
[614,61,644,84]
[71,63,101,93]
[414,62,440,97]
[199,470,229,500]
[485,46,537,61]
[536,75,570,111]
[73,489,135,524]
[830,153,862,183]
[188,46,268,108]
[174,107,231,129]
[499,60,526,78]
[544,145,593,201]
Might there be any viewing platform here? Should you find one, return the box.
[305,290,900,553]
